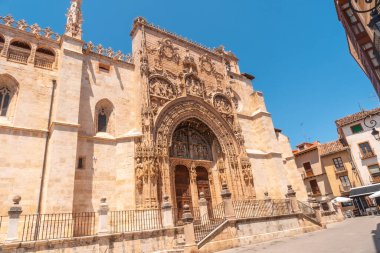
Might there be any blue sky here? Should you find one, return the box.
[1,0,379,147]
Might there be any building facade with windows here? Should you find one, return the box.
[319,140,362,197]
[336,108,380,185]
[335,0,380,97]
[293,142,334,205]
[0,0,308,220]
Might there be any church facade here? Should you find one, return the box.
[0,0,307,219]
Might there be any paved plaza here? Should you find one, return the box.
[217,216,380,253]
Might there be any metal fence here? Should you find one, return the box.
[298,201,317,221]
[194,202,225,243]
[232,199,292,219]
[110,209,162,233]
[21,212,96,242]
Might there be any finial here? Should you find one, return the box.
[65,0,83,39]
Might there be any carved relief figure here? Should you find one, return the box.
[65,0,82,38]
[136,158,144,192]
[213,95,232,114]
[149,77,176,99]
[185,74,203,97]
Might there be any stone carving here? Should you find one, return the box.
[199,54,224,80]
[170,122,212,161]
[183,49,198,74]
[241,157,253,184]
[190,162,197,182]
[185,74,204,97]
[149,76,176,100]
[213,95,232,114]
[158,39,180,64]
[0,15,61,41]
[65,0,83,38]
[83,42,134,64]
[136,158,144,192]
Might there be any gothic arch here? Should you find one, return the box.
[0,73,19,119]
[154,96,241,157]
[94,98,115,135]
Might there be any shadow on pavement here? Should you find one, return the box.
[372,223,380,252]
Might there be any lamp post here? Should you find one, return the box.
[364,113,380,141]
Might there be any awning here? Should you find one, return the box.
[349,183,380,198]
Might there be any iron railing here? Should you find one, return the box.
[110,209,162,233]
[321,210,337,217]
[233,199,292,219]
[21,212,96,242]
[194,202,225,243]
[298,201,318,222]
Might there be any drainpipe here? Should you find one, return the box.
[36,79,56,214]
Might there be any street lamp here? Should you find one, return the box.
[364,114,380,140]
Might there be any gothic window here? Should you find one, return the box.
[0,74,19,119]
[95,99,114,135]
[0,87,11,116]
[97,108,107,132]
[8,40,31,64]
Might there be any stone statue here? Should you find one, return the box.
[65,0,83,38]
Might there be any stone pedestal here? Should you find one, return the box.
[6,196,22,242]
[98,197,109,234]
[286,185,300,213]
[162,196,174,228]
[221,183,235,219]
[182,204,198,253]
[199,192,209,225]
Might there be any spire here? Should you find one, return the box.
[65,0,83,39]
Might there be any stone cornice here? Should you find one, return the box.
[0,123,48,135]
[49,121,80,131]
[237,110,271,120]
[131,17,232,61]
[79,132,143,143]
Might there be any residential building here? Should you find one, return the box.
[335,0,380,97]
[336,107,380,185]
[293,142,334,206]
[319,139,362,197]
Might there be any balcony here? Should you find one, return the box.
[371,175,380,184]
[302,170,315,179]
[310,189,321,197]
[335,166,348,176]
[360,151,377,160]
[34,54,55,70]
[7,47,30,64]
[339,185,351,193]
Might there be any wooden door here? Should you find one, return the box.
[175,165,192,223]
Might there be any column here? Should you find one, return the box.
[162,196,174,228]
[198,192,209,225]
[221,183,235,219]
[98,198,109,234]
[286,185,300,213]
[6,196,23,242]
[182,204,198,253]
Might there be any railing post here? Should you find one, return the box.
[198,192,209,225]
[286,185,300,213]
[98,197,109,234]
[182,204,198,253]
[221,183,235,219]
[264,192,273,216]
[311,202,322,224]
[6,196,22,242]
[162,196,174,228]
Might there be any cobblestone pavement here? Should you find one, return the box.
[217,216,380,253]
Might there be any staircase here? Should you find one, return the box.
[193,202,227,246]
[298,201,320,225]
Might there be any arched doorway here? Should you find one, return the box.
[170,118,216,223]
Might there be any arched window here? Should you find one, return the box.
[97,108,108,132]
[0,74,19,119]
[0,87,11,116]
[95,99,114,135]
[8,40,31,64]
[35,47,55,69]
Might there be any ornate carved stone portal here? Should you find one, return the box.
[135,35,255,212]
